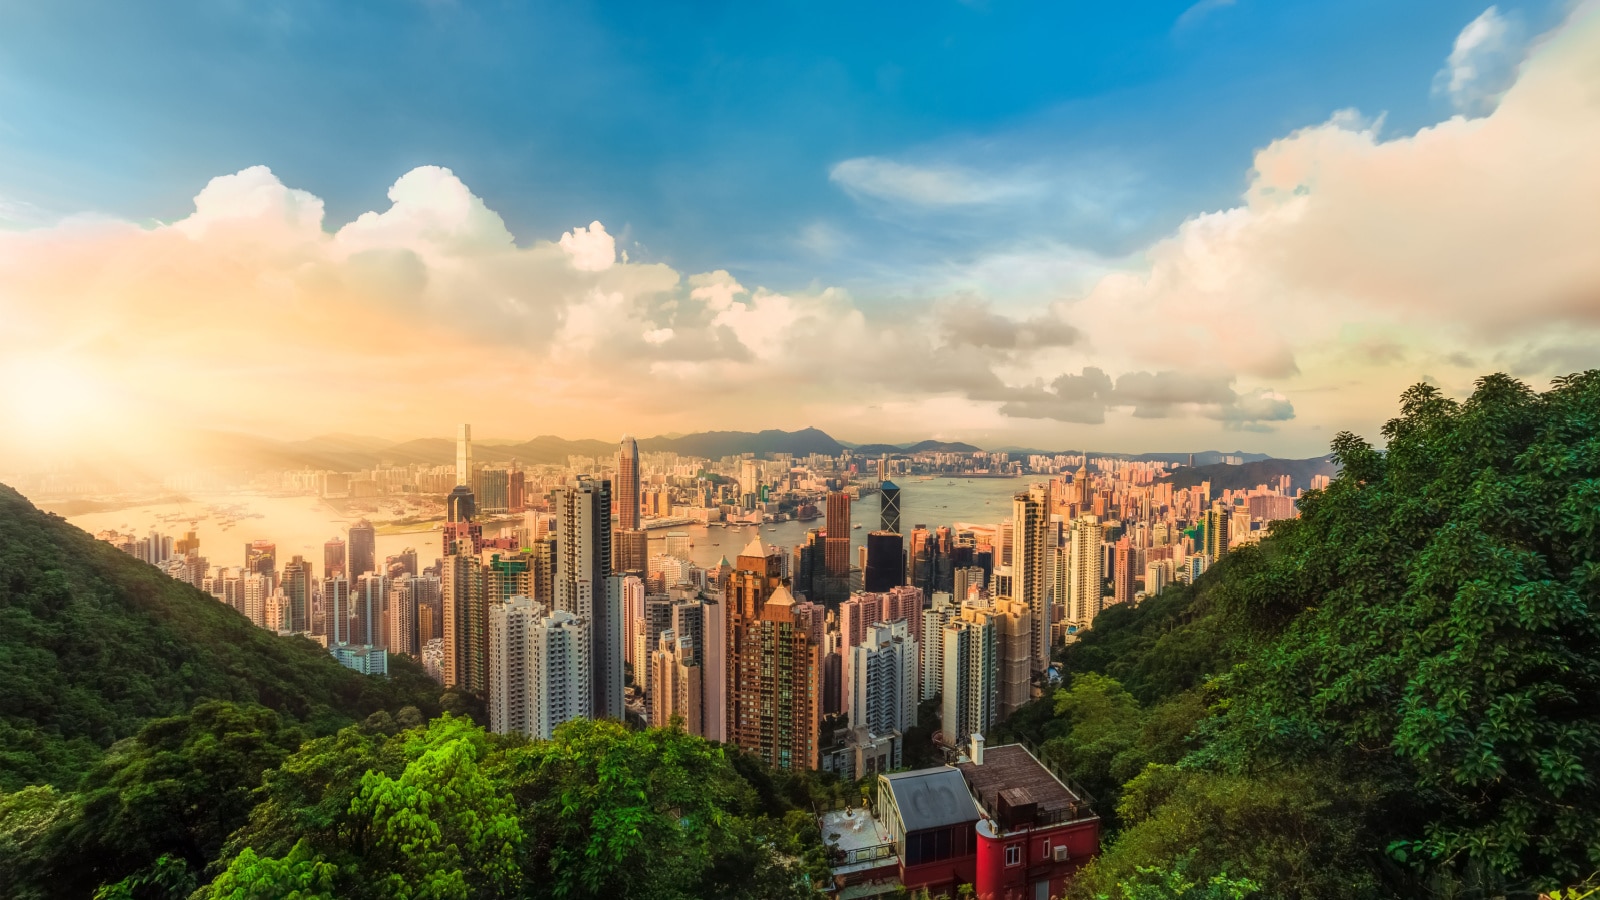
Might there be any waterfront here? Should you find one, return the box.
[57,476,1034,575]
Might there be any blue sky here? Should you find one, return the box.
[3,0,1596,457]
[0,0,1562,294]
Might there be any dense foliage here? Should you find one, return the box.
[1008,373,1600,899]
[0,485,447,790]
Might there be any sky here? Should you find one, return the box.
[2,0,1597,468]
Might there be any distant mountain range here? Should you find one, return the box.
[1159,456,1339,492]
[178,427,1306,473]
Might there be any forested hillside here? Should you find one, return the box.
[0,485,449,790]
[1000,372,1600,899]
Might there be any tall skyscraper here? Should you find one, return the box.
[456,423,473,486]
[553,476,624,721]
[1011,486,1052,673]
[1204,503,1231,561]
[281,555,312,634]
[941,615,996,748]
[825,491,851,601]
[616,436,640,531]
[354,573,386,647]
[649,630,703,733]
[349,520,376,578]
[1066,515,1104,626]
[442,553,488,692]
[322,576,351,644]
[1113,537,1135,607]
[323,538,347,581]
[387,575,420,657]
[863,530,905,592]
[879,480,901,534]
[921,592,960,701]
[730,583,821,770]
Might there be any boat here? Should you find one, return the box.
[853,524,862,530]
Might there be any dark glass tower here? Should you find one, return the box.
[864,530,905,592]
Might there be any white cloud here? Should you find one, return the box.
[1435,7,1525,115]
[828,157,1033,206]
[337,165,513,255]
[558,220,616,271]
[1175,0,1237,31]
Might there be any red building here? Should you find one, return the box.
[823,739,1100,899]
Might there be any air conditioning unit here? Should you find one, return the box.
[1052,845,1070,863]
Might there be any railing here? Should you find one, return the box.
[830,842,898,867]
[1017,737,1098,811]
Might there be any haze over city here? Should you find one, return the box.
[4,1,1598,473]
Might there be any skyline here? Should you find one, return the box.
[3,2,1599,469]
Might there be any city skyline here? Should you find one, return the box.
[3,2,1597,470]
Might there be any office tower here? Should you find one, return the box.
[387,547,419,579]
[738,459,759,499]
[442,553,488,692]
[489,597,591,739]
[616,436,640,531]
[701,594,727,742]
[281,555,312,634]
[1204,504,1231,560]
[909,526,940,593]
[348,520,376,578]
[632,592,674,702]
[954,566,986,604]
[825,490,851,582]
[1011,486,1052,673]
[941,615,997,748]
[1066,515,1104,626]
[478,468,509,512]
[446,484,477,524]
[323,538,347,580]
[354,573,385,646]
[1113,537,1135,607]
[649,630,703,733]
[880,480,902,534]
[456,423,473,486]
[621,575,646,671]
[322,576,350,644]
[244,540,277,579]
[863,531,905,593]
[553,476,624,721]
[847,620,918,770]
[387,575,419,657]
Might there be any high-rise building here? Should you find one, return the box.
[244,540,277,580]
[880,480,902,534]
[387,575,420,657]
[442,553,488,692]
[972,597,1033,718]
[1112,537,1135,607]
[847,620,918,770]
[322,576,351,644]
[941,615,996,748]
[323,538,347,580]
[616,436,640,531]
[446,485,477,524]
[613,529,648,575]
[553,476,624,721]
[488,597,590,739]
[730,582,821,770]
[281,555,312,634]
[354,573,386,647]
[649,630,703,733]
[1203,504,1231,561]
[921,592,960,701]
[347,520,375,578]
[1066,515,1104,627]
[456,423,473,486]
[1011,486,1052,673]
[825,491,851,598]
[864,530,905,592]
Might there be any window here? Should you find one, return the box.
[1042,839,1052,857]
[1006,844,1021,867]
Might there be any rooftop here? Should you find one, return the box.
[957,744,1092,824]
[880,766,981,832]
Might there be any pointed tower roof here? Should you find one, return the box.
[766,583,795,607]
[740,535,770,560]
[717,555,732,568]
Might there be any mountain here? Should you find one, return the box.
[843,440,985,455]
[1157,455,1337,492]
[638,426,846,459]
[0,484,444,791]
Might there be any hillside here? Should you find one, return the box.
[999,373,1600,899]
[1158,455,1337,492]
[0,484,445,791]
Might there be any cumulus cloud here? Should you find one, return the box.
[559,221,616,271]
[1435,7,1525,115]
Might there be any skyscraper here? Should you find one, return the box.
[322,575,350,644]
[824,491,851,601]
[1113,536,1135,607]
[244,540,277,580]
[863,530,905,592]
[616,435,640,531]
[847,620,917,771]
[489,597,591,739]
[941,615,996,748]
[730,583,821,770]
[354,573,386,647]
[1066,515,1104,627]
[442,553,488,692]
[456,423,473,486]
[323,538,347,581]
[387,575,420,657]
[553,476,624,721]
[879,480,901,534]
[281,555,312,634]
[349,520,376,578]
[1011,485,1052,673]
[649,630,703,733]
[1204,503,1231,561]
